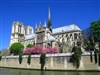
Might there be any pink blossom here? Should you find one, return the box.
[23,48,33,54]
[46,47,59,54]
[41,48,47,54]
[23,44,59,54]
[33,44,43,54]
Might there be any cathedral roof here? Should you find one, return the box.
[52,24,81,34]
[48,35,56,41]
[24,24,81,40]
[25,34,35,40]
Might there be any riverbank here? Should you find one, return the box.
[0,68,100,75]
[0,67,100,72]
[0,52,100,71]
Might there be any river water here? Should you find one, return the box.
[0,68,100,75]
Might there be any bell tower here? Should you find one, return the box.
[10,21,25,45]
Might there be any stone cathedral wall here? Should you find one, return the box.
[0,53,100,71]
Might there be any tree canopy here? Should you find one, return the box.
[82,27,95,51]
[90,20,100,40]
[26,44,33,48]
[9,42,24,55]
[72,46,82,68]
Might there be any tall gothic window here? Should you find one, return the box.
[20,26,21,33]
[62,38,64,43]
[62,35,63,37]
[74,33,77,40]
[18,26,19,33]
[66,34,68,37]
[79,33,81,40]
[29,29,32,34]
[14,25,15,33]
[18,26,21,33]
[70,34,72,38]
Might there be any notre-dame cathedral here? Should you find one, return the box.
[10,8,83,52]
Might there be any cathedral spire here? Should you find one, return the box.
[48,8,51,20]
[47,7,52,32]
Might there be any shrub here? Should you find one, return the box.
[19,53,23,64]
[9,42,24,55]
[90,51,93,62]
[40,54,46,71]
[98,51,100,66]
[0,56,2,61]
[27,54,31,65]
[72,47,82,68]
[94,51,97,64]
[26,44,33,48]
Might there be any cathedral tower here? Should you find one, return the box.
[10,21,25,45]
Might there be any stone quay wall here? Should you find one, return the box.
[0,52,100,71]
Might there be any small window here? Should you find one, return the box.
[70,34,72,37]
[62,38,64,42]
[66,34,68,37]
[74,33,77,39]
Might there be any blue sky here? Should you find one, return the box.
[0,0,100,50]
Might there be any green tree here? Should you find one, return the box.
[40,54,46,71]
[98,42,100,50]
[0,51,1,60]
[26,44,33,48]
[27,54,31,65]
[19,53,23,64]
[90,20,100,63]
[90,20,100,41]
[82,27,95,62]
[83,20,100,63]
[98,51,100,66]
[90,51,93,62]
[72,47,82,68]
[82,27,95,51]
[94,51,97,64]
[9,42,24,55]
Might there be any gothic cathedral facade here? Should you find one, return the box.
[10,8,83,52]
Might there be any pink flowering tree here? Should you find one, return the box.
[46,47,59,54]
[23,48,33,55]
[23,44,60,55]
[32,44,43,54]
[41,48,47,54]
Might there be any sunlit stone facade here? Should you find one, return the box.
[10,8,83,52]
